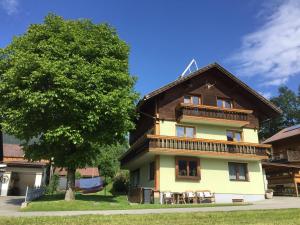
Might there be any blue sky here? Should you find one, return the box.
[0,0,299,98]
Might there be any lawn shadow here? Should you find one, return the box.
[33,192,127,204]
[76,194,120,203]
[34,193,65,202]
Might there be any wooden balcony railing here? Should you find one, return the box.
[176,103,253,122]
[121,134,270,166]
[147,135,269,157]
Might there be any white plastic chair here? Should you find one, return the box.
[163,192,174,204]
[185,191,196,203]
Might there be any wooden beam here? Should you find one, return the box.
[149,148,268,160]
[294,174,299,197]
[154,121,160,135]
[179,103,253,114]
[180,115,250,127]
[154,155,160,191]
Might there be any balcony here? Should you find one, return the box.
[176,103,253,127]
[271,150,300,163]
[121,134,270,165]
[147,135,269,158]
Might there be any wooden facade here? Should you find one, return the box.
[263,125,300,196]
[270,135,300,163]
[263,162,300,197]
[129,65,280,146]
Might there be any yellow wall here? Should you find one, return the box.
[139,161,155,188]
[159,155,264,194]
[159,120,258,143]
[242,128,259,143]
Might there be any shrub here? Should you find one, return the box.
[75,171,81,179]
[46,174,59,195]
[112,171,129,194]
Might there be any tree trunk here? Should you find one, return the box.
[65,168,76,201]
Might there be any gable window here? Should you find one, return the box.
[184,95,201,105]
[226,130,242,142]
[228,162,248,181]
[176,157,200,180]
[217,97,233,109]
[176,125,195,138]
[149,161,155,181]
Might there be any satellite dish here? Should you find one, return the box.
[180,59,198,78]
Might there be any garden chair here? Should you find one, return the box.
[195,191,205,203]
[177,192,186,204]
[163,192,174,204]
[203,190,215,203]
[185,191,196,204]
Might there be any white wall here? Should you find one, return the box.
[0,172,11,196]
[34,173,43,187]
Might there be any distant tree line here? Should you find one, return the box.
[259,85,300,140]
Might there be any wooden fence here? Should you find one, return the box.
[24,186,45,202]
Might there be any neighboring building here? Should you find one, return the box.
[262,124,300,196]
[0,133,48,196]
[54,167,100,190]
[120,63,281,203]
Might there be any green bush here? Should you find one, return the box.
[112,171,129,194]
[75,171,82,179]
[46,174,59,195]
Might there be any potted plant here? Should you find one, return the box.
[265,189,273,199]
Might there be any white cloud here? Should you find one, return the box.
[258,91,272,100]
[231,0,300,86]
[0,0,19,15]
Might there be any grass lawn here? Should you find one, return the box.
[22,184,248,211]
[2,209,300,225]
[22,192,246,211]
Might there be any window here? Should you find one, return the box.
[228,162,248,181]
[183,95,201,105]
[176,125,195,138]
[176,157,200,180]
[217,98,233,109]
[149,161,155,181]
[226,130,242,142]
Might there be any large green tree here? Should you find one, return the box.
[97,143,127,180]
[95,143,127,195]
[0,14,138,200]
[259,86,300,140]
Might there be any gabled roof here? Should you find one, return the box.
[263,124,300,144]
[3,144,24,158]
[55,167,100,177]
[138,63,281,116]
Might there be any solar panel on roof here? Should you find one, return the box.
[283,124,300,132]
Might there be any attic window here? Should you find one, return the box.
[184,95,201,105]
[217,97,232,109]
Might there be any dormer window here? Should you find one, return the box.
[183,95,201,105]
[217,97,232,109]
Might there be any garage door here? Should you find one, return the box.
[8,172,36,196]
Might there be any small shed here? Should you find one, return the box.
[262,161,300,197]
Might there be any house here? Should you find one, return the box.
[0,133,48,196]
[262,124,300,196]
[120,63,281,203]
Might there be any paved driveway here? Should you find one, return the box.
[0,196,24,213]
[0,196,300,217]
